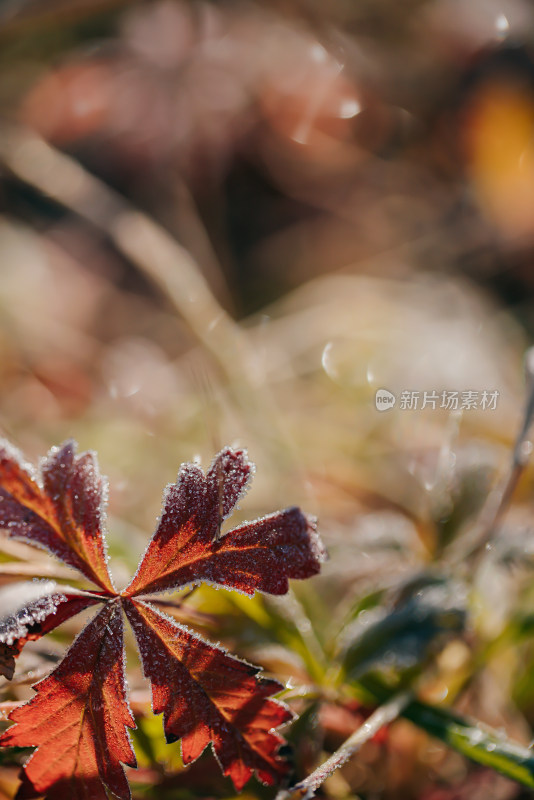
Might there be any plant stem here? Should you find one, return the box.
[448,346,534,567]
[0,121,301,467]
[276,690,411,800]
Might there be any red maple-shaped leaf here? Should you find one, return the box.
[2,602,136,800]
[124,447,325,597]
[124,598,292,790]
[0,582,101,680]
[0,440,325,799]
[0,440,115,593]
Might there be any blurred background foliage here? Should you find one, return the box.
[3,1,534,799]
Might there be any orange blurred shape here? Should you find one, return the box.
[34,356,94,416]
[20,61,113,144]
[257,37,395,182]
[463,78,534,241]
[258,41,371,161]
[261,67,361,145]
[0,768,20,800]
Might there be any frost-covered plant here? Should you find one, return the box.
[0,440,325,799]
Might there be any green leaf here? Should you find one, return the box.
[224,590,328,683]
[342,581,465,679]
[358,676,534,788]
[405,703,534,787]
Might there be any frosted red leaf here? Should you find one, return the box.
[0,603,136,800]
[0,440,114,593]
[0,586,101,680]
[124,447,325,597]
[0,440,325,798]
[124,598,292,791]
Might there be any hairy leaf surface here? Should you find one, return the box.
[0,441,114,592]
[125,448,325,597]
[124,598,292,790]
[0,603,136,800]
[0,585,101,680]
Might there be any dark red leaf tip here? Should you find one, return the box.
[206,446,254,526]
[0,439,115,593]
[125,448,326,598]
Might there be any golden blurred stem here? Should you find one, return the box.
[463,353,534,566]
[0,123,263,400]
[448,348,534,568]
[462,459,523,568]
[0,561,79,584]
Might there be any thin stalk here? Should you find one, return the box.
[449,347,534,567]
[276,690,411,800]
[0,121,301,467]
[0,122,244,385]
